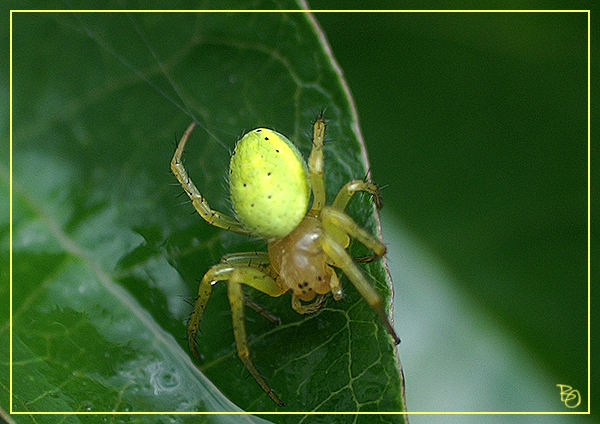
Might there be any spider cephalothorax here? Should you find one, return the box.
[171,114,400,406]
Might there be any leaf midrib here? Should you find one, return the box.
[7,169,265,416]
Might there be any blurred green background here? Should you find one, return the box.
[308,4,593,423]
[1,1,595,423]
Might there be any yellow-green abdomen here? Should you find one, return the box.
[229,128,310,240]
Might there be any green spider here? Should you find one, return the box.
[171,114,400,406]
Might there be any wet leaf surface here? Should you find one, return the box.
[3,3,406,423]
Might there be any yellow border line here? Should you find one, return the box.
[587,8,591,415]
[8,9,591,416]
[6,411,593,415]
[8,8,13,417]
[9,9,592,13]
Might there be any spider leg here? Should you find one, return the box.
[187,260,286,406]
[328,269,343,300]
[308,113,327,212]
[291,294,327,314]
[219,252,281,324]
[219,251,271,267]
[187,252,273,358]
[171,121,249,234]
[320,210,400,345]
[353,254,381,264]
[322,206,386,259]
[187,264,220,361]
[228,269,286,406]
[244,294,280,325]
[333,179,383,211]
[331,180,384,262]
[321,234,400,344]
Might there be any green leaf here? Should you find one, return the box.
[4,4,406,423]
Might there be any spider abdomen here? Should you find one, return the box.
[229,128,310,240]
[268,215,333,301]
